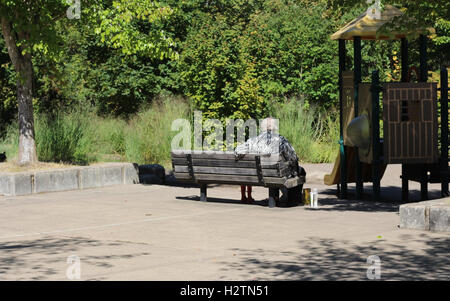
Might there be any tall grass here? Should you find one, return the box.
[0,96,192,167]
[0,121,19,161]
[270,98,339,163]
[36,110,95,163]
[92,117,128,160]
[124,96,192,167]
[0,96,338,167]
[1,110,96,164]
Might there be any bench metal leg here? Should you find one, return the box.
[200,184,207,202]
[268,188,279,208]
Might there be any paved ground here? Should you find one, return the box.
[0,164,448,281]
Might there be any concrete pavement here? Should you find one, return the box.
[0,164,448,281]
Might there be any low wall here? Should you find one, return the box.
[400,197,450,232]
[0,163,139,196]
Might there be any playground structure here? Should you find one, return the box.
[324,5,449,202]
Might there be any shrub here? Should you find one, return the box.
[179,3,267,121]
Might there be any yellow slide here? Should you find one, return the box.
[324,146,387,185]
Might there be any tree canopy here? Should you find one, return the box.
[1,0,448,149]
[0,0,179,163]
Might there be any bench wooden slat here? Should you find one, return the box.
[174,172,305,188]
[171,150,278,162]
[174,172,287,185]
[174,165,280,177]
[171,158,285,169]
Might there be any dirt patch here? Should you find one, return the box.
[0,161,127,173]
[0,161,77,173]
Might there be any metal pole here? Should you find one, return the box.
[401,38,409,201]
[371,70,381,202]
[354,36,363,199]
[419,34,428,201]
[339,39,348,199]
[441,66,449,196]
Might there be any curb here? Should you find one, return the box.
[0,163,139,196]
[399,197,450,232]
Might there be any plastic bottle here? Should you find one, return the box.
[312,188,318,208]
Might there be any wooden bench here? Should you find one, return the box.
[171,150,306,207]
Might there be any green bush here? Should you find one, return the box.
[179,9,266,121]
[179,0,344,121]
[0,38,17,138]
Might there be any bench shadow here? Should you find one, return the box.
[170,178,444,212]
[141,181,223,189]
[176,195,271,207]
[176,195,302,208]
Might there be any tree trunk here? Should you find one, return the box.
[16,58,37,165]
[1,17,37,165]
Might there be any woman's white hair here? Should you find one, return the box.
[260,117,279,133]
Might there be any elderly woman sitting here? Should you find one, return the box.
[234,117,304,203]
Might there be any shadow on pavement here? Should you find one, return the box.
[321,185,444,203]
[176,195,271,208]
[219,234,450,280]
[0,236,150,280]
[177,192,400,212]
[311,197,400,212]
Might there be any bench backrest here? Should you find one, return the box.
[171,150,304,188]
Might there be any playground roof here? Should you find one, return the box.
[331,5,427,41]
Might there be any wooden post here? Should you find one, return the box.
[371,70,381,202]
[441,67,449,197]
[339,39,348,199]
[354,36,363,199]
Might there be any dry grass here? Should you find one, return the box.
[0,161,76,173]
